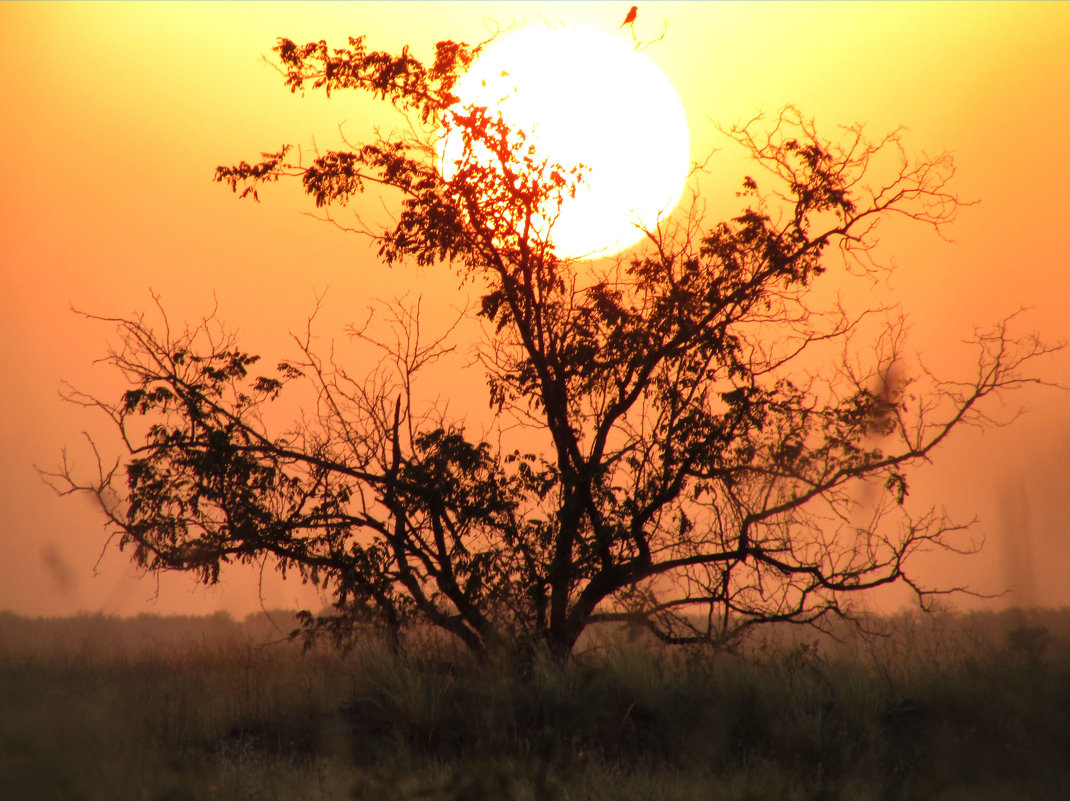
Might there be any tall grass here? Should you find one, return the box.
[1,609,1068,800]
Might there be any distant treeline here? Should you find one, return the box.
[0,609,304,661]
[1,606,1066,666]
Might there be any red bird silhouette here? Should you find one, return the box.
[620,6,638,28]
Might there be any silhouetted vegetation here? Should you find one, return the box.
[2,609,1069,800]
[47,30,1060,661]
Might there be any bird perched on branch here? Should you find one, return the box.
[620,6,638,28]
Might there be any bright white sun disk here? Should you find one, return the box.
[439,25,690,259]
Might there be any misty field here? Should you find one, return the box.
[1,609,1068,801]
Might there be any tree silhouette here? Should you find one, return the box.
[49,34,1058,660]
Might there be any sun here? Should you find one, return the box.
[438,24,690,260]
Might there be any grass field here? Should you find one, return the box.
[1,608,1068,800]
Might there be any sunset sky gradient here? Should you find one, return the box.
[2,1,1069,618]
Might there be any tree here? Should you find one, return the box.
[49,33,1058,661]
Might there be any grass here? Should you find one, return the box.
[1,608,1068,800]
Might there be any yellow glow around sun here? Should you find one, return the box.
[439,24,690,260]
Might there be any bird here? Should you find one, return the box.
[620,6,637,28]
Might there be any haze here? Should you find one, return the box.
[2,1,1068,618]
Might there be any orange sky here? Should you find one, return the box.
[2,1,1069,619]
